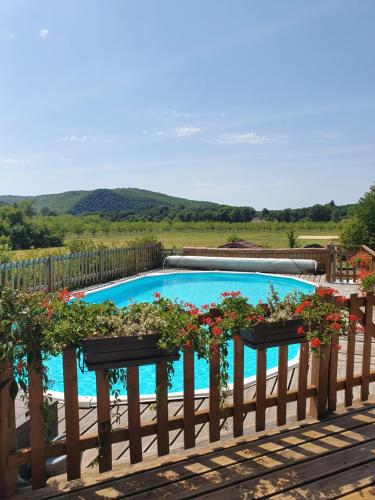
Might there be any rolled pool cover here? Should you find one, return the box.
[165,255,317,274]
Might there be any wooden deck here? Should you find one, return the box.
[12,272,374,499]
[24,400,375,499]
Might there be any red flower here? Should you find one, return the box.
[188,307,199,316]
[185,340,192,349]
[310,338,321,348]
[201,317,213,326]
[16,360,24,374]
[317,287,338,296]
[211,326,222,336]
[330,322,341,332]
[257,315,266,323]
[295,300,312,314]
[333,343,342,351]
[297,326,305,335]
[186,322,197,332]
[348,314,358,322]
[58,288,71,302]
[325,313,342,322]
[335,296,347,304]
[73,291,85,301]
[201,304,209,310]
[153,291,161,299]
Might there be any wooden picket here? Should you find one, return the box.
[0,243,162,293]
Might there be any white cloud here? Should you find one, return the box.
[39,28,49,39]
[174,126,202,138]
[61,135,87,143]
[0,157,30,164]
[213,132,289,145]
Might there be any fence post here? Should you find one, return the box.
[99,249,104,283]
[325,246,332,282]
[47,256,55,292]
[0,364,18,498]
[309,345,331,420]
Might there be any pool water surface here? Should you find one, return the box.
[45,272,315,398]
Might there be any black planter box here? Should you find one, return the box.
[81,334,180,371]
[240,319,306,350]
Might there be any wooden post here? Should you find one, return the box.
[325,246,332,282]
[361,292,375,402]
[99,250,104,283]
[156,361,169,456]
[255,349,266,432]
[233,335,244,438]
[28,350,46,490]
[277,345,288,426]
[183,346,195,449]
[209,346,221,442]
[309,345,330,420]
[47,256,55,292]
[127,366,142,464]
[63,348,81,480]
[96,371,112,473]
[297,342,309,420]
[0,364,18,498]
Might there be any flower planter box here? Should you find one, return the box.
[239,319,306,350]
[81,335,180,371]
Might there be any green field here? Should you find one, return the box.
[10,228,339,260]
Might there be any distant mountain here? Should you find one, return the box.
[0,188,220,215]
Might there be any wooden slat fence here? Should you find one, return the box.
[0,243,162,292]
[326,244,375,283]
[183,246,330,273]
[1,290,374,497]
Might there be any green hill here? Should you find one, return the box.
[0,188,219,215]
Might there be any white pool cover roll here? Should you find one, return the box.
[165,255,317,274]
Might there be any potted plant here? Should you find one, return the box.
[239,287,306,349]
[80,293,202,370]
[359,270,375,293]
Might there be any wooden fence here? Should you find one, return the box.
[183,246,330,272]
[326,244,375,283]
[1,290,374,497]
[0,243,162,292]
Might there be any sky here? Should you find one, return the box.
[0,0,374,209]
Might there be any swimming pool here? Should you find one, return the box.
[45,272,315,401]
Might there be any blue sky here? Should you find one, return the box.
[0,0,374,209]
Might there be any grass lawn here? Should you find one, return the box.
[10,228,339,260]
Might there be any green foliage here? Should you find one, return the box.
[359,271,375,292]
[341,217,369,247]
[0,243,11,263]
[286,230,299,248]
[0,203,64,250]
[355,183,375,247]
[226,234,242,242]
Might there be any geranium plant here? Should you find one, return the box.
[358,270,375,293]
[294,287,351,355]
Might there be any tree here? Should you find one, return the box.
[341,183,375,248]
[356,183,375,247]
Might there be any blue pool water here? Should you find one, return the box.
[45,272,315,397]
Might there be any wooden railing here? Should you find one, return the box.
[0,243,162,292]
[1,291,374,497]
[326,244,375,283]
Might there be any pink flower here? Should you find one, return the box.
[153,291,161,299]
